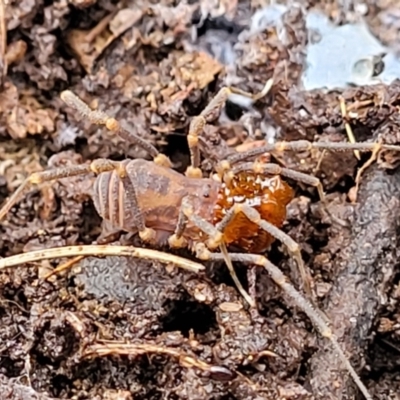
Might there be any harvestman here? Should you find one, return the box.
[1,80,398,399]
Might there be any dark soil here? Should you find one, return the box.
[1,1,400,399]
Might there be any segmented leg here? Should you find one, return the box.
[230,161,325,200]
[0,159,155,243]
[168,197,189,249]
[194,246,372,400]
[1,90,171,231]
[180,209,372,400]
[60,91,172,168]
[169,196,254,306]
[172,195,310,303]
[213,202,310,296]
[0,237,371,399]
[219,139,400,174]
[185,79,273,179]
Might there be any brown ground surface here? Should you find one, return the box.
[1,0,400,399]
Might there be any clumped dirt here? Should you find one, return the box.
[1,0,400,399]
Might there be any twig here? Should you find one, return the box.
[339,96,360,160]
[0,245,205,273]
[83,342,235,379]
[44,255,85,279]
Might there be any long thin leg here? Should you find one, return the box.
[2,91,172,225]
[220,139,400,173]
[178,197,254,306]
[0,239,371,398]
[213,203,311,296]
[230,161,325,200]
[0,159,156,243]
[0,162,103,221]
[117,166,156,243]
[240,203,309,290]
[168,197,189,249]
[193,246,372,400]
[185,79,273,178]
[180,207,370,398]
[180,198,309,302]
[60,91,172,168]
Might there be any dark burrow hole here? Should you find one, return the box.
[164,132,190,172]
[80,200,102,243]
[296,350,313,385]
[391,269,400,287]
[258,297,292,321]
[225,100,246,121]
[208,259,249,292]
[367,336,400,374]
[195,15,244,37]
[0,175,8,205]
[32,323,80,367]
[51,374,72,397]
[160,296,218,337]
[0,358,25,378]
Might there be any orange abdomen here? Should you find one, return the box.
[213,172,294,253]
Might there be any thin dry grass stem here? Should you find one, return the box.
[44,255,85,280]
[0,245,205,273]
[346,99,374,112]
[230,78,273,102]
[83,342,234,378]
[339,96,360,160]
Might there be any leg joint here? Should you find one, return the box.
[188,116,206,141]
[29,172,43,184]
[168,234,187,249]
[139,227,156,243]
[154,154,172,168]
[206,231,224,250]
[105,117,119,131]
[185,166,203,179]
[195,242,211,260]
